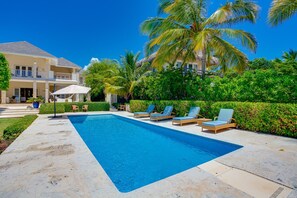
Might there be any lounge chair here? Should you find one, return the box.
[172,107,201,126]
[72,105,79,112]
[134,104,155,118]
[118,104,126,111]
[150,106,174,121]
[82,105,88,112]
[201,109,236,133]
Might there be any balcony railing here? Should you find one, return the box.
[11,69,78,82]
[53,72,77,81]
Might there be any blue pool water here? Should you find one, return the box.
[69,114,242,193]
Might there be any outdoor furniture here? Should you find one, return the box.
[150,106,174,121]
[201,109,236,133]
[134,104,155,118]
[82,105,88,112]
[172,107,201,126]
[197,118,212,125]
[21,97,26,103]
[72,105,79,112]
[118,104,126,111]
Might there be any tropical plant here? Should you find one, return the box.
[269,0,297,26]
[104,52,151,100]
[133,53,297,103]
[26,96,44,103]
[84,59,119,97]
[141,0,259,78]
[247,58,275,70]
[0,53,11,90]
[282,49,297,62]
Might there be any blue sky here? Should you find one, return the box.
[0,0,296,68]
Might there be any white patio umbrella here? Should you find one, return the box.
[51,85,91,95]
[50,85,91,118]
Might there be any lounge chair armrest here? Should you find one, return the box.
[197,114,204,118]
[214,116,218,121]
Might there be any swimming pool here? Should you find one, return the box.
[69,114,242,193]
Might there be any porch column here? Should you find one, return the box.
[1,90,7,104]
[105,93,111,105]
[45,60,50,79]
[75,94,79,102]
[33,81,37,98]
[87,92,91,102]
[45,82,49,103]
[33,61,37,78]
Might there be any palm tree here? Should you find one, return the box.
[282,49,297,62]
[84,59,119,96]
[104,52,151,100]
[269,0,297,26]
[141,0,259,78]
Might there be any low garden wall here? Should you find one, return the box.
[130,100,297,138]
[39,102,110,114]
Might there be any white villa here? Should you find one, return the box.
[137,52,218,74]
[0,41,84,104]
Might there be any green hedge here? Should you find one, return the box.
[3,115,38,140]
[39,102,110,114]
[130,100,297,138]
[210,102,297,137]
[130,100,209,117]
[63,102,110,112]
[39,103,65,114]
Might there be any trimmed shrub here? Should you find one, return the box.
[39,102,110,114]
[210,102,297,138]
[63,102,110,112]
[3,115,38,140]
[39,103,65,114]
[130,100,297,138]
[130,100,209,117]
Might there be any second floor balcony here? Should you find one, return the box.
[11,69,78,82]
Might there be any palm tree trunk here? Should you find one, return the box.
[201,47,207,79]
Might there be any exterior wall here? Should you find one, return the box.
[7,82,35,97]
[50,66,73,73]
[0,52,83,104]
[4,54,48,77]
[50,66,79,81]
[175,59,202,71]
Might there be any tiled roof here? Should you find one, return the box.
[57,57,80,68]
[0,41,56,58]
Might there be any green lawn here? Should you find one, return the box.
[0,118,21,139]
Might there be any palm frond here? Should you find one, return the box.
[205,0,259,26]
[211,36,248,73]
[269,0,297,26]
[219,28,257,52]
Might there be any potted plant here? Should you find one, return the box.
[27,96,44,108]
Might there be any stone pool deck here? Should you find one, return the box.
[0,111,296,198]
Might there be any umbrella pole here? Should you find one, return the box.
[54,84,56,118]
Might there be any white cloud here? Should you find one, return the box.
[83,57,100,70]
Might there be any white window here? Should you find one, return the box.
[175,61,182,68]
[15,66,20,76]
[193,64,198,71]
[21,66,26,77]
[28,67,32,77]
[188,64,193,72]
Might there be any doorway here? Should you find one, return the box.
[20,88,33,103]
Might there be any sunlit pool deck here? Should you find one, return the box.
[0,111,296,198]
